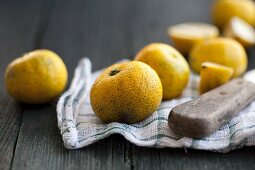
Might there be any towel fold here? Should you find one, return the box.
[57,58,255,152]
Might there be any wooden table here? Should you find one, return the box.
[0,0,255,169]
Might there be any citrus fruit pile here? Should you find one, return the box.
[5,0,255,124]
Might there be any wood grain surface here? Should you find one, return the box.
[0,0,255,170]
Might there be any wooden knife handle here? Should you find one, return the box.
[168,78,255,138]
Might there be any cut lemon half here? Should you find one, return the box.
[199,62,234,94]
[223,17,255,47]
[167,23,219,55]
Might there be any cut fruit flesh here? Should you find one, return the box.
[168,23,219,39]
[223,17,255,47]
[199,62,234,94]
[167,23,219,54]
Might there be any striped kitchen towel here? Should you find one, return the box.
[57,58,255,152]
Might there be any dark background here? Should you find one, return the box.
[0,0,255,170]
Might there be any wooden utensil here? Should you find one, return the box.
[168,78,255,138]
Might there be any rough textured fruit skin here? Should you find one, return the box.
[199,62,234,94]
[212,0,255,28]
[5,49,68,104]
[90,61,162,124]
[189,38,247,77]
[135,43,190,100]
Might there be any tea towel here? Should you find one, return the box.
[57,58,255,152]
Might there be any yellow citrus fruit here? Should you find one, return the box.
[5,49,68,104]
[199,62,234,94]
[90,61,162,124]
[167,22,219,54]
[189,38,247,77]
[223,17,255,47]
[212,0,255,28]
[135,43,190,100]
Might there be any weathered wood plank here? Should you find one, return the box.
[132,146,255,170]
[0,96,21,170]
[12,0,133,169]
[159,147,255,170]
[0,0,49,169]
[9,0,255,170]
[12,105,130,170]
